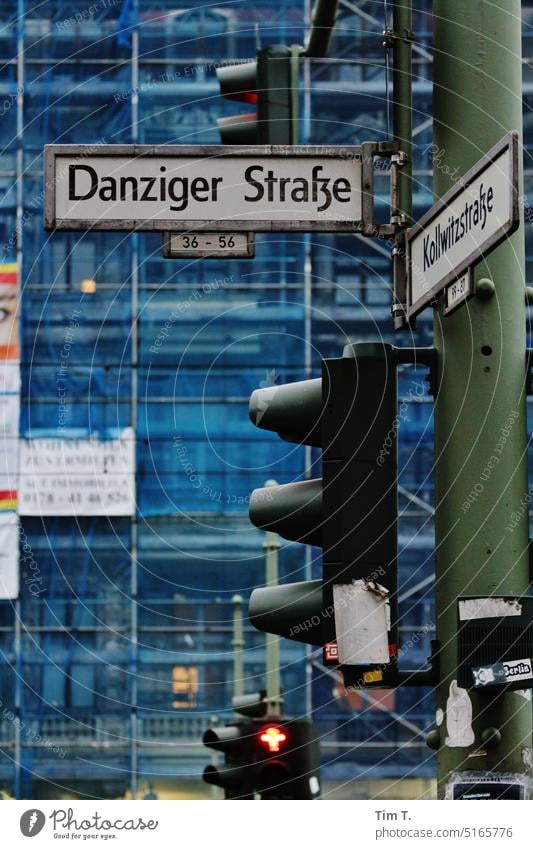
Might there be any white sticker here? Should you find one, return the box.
[333,581,390,665]
[503,658,532,682]
[459,597,522,621]
[445,680,475,747]
[436,708,444,727]
[309,776,320,795]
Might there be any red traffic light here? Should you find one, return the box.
[258,725,287,753]
[236,92,258,104]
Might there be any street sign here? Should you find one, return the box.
[163,232,255,259]
[407,133,519,319]
[44,144,380,234]
[443,268,474,315]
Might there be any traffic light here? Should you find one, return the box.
[202,719,256,799]
[203,693,320,799]
[202,690,270,799]
[253,718,321,800]
[248,342,399,690]
[216,45,299,144]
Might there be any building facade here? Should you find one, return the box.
[0,0,530,799]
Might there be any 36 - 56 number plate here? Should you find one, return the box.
[163,232,255,258]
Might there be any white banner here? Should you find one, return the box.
[0,359,20,510]
[19,428,135,516]
[0,799,530,848]
[0,511,19,598]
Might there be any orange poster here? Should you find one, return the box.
[0,262,19,361]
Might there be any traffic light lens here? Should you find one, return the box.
[259,725,287,752]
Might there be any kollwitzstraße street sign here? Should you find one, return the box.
[407,132,520,319]
[44,144,386,234]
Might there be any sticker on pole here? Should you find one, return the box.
[407,133,519,319]
[472,658,533,688]
[450,779,527,800]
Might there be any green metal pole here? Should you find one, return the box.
[392,0,412,223]
[432,0,531,797]
[391,0,413,330]
[232,594,244,701]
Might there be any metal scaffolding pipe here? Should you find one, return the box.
[305,0,339,57]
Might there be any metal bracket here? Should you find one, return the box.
[382,27,414,49]
[394,346,436,368]
[391,300,409,330]
[397,639,440,687]
[391,150,408,167]
[354,140,403,239]
[394,346,437,395]
[363,222,396,238]
[390,151,410,229]
[391,233,414,332]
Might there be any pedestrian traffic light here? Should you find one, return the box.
[202,693,320,800]
[253,718,321,800]
[216,45,299,144]
[248,342,399,689]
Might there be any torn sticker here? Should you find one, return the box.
[333,581,390,665]
[459,597,522,621]
[445,680,475,747]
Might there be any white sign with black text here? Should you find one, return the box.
[407,133,519,318]
[18,428,135,516]
[45,144,375,233]
[163,231,255,258]
[444,268,474,315]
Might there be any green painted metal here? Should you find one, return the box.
[433,0,531,796]
[391,0,413,329]
[392,0,412,222]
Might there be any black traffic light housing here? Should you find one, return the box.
[249,342,399,689]
[203,692,320,799]
[253,717,321,800]
[202,720,256,799]
[216,45,299,145]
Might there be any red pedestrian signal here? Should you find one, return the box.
[259,725,287,753]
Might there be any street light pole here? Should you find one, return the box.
[432,0,531,797]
